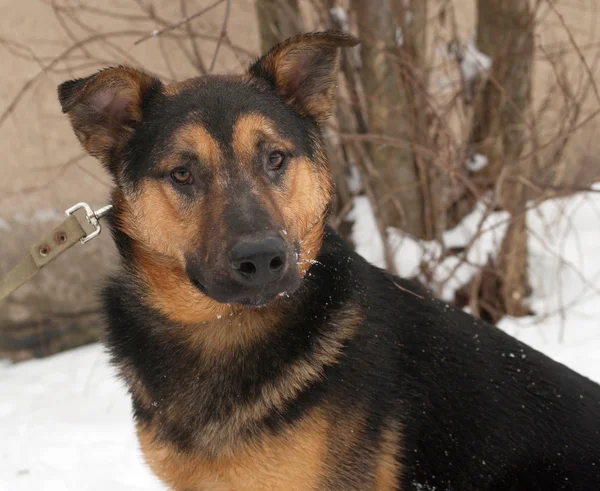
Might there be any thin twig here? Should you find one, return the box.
[181,0,207,75]
[393,281,425,300]
[133,0,225,46]
[546,0,600,107]
[209,0,232,72]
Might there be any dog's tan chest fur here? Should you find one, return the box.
[138,418,327,491]
[137,411,329,491]
[137,411,402,491]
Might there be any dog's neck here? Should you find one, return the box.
[103,226,362,455]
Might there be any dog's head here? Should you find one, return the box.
[58,31,358,319]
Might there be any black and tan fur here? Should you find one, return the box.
[58,31,600,490]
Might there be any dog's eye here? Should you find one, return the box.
[268,151,286,170]
[171,167,193,185]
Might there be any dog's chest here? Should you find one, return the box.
[136,413,329,491]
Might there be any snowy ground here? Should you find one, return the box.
[2,189,600,490]
[498,189,600,383]
[0,345,164,490]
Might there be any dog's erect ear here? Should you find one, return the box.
[249,30,359,122]
[58,66,160,173]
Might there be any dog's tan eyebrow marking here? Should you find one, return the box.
[233,113,294,161]
[164,124,221,169]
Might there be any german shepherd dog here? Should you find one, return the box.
[58,31,600,490]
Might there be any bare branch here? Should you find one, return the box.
[209,0,232,72]
[133,0,225,46]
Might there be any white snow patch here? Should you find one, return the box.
[347,164,361,194]
[351,196,509,300]
[389,228,434,278]
[0,217,10,231]
[0,345,164,490]
[348,196,385,269]
[329,7,349,32]
[443,199,510,265]
[466,153,489,172]
[460,34,492,82]
[498,187,600,383]
[395,26,404,46]
[394,10,413,47]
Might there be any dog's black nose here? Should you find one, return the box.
[228,236,287,286]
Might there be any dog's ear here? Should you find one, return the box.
[58,66,161,174]
[249,30,359,122]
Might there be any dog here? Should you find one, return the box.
[57,30,600,490]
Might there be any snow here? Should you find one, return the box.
[1,188,600,490]
[0,345,164,491]
[347,164,361,194]
[395,26,404,47]
[329,7,349,33]
[350,196,510,300]
[466,153,489,172]
[497,186,600,383]
[348,196,385,269]
[394,10,413,46]
[460,34,492,82]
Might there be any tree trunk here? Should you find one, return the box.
[471,0,534,317]
[352,0,429,238]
